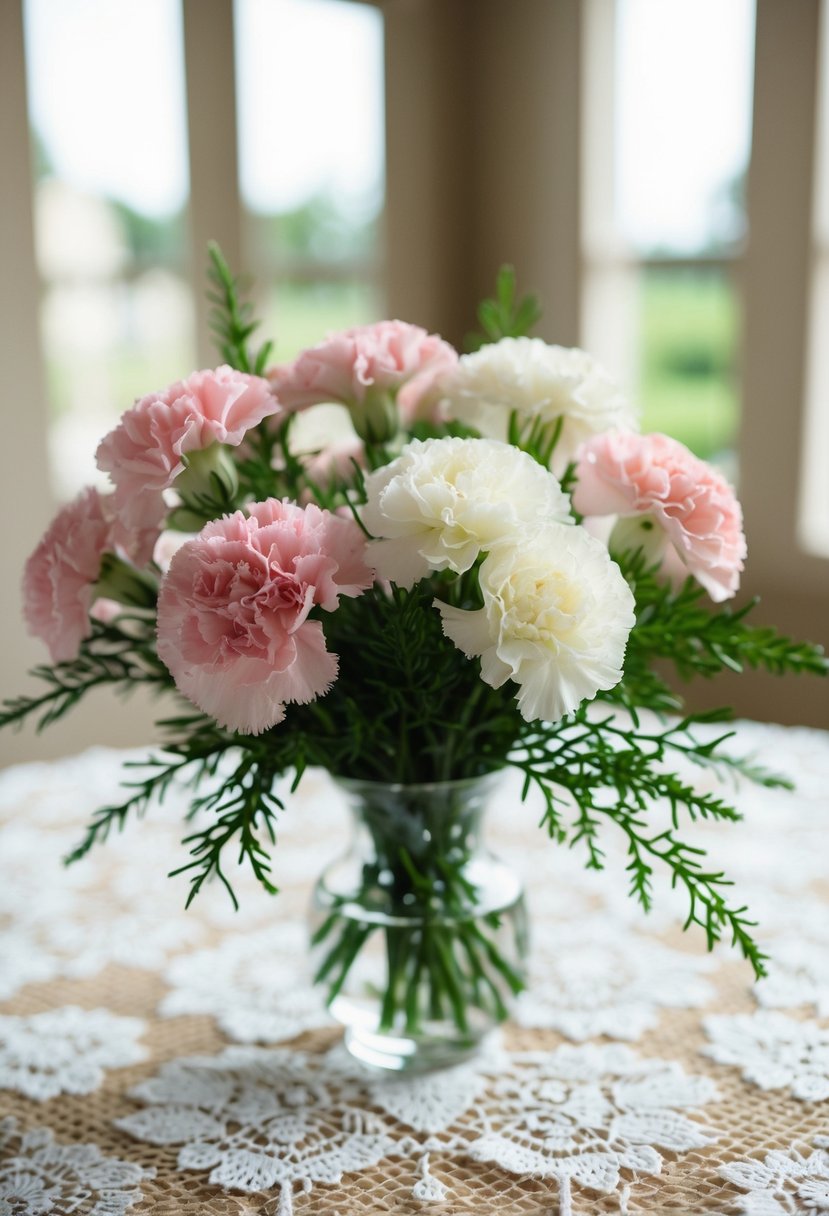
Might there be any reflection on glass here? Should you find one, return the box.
[638,267,739,468]
[23,0,194,498]
[616,0,755,255]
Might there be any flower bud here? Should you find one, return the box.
[608,515,667,568]
[175,443,239,514]
[350,386,399,445]
[93,552,158,609]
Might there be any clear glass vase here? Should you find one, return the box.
[310,772,529,1072]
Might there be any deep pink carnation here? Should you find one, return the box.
[268,320,458,424]
[156,499,374,735]
[23,488,113,662]
[573,431,747,602]
[96,366,280,526]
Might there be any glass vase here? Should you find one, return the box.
[310,772,529,1072]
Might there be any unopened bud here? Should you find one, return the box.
[350,387,399,445]
[175,443,239,517]
[94,552,158,608]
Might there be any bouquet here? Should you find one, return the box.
[4,250,825,1065]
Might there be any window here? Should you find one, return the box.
[23,0,195,499]
[235,0,385,362]
[582,0,756,473]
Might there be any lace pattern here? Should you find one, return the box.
[0,1117,154,1216]
[0,720,828,1213]
[115,1040,720,1210]
[0,1007,148,1101]
[719,1138,829,1214]
[703,1012,829,1102]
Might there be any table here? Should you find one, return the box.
[0,718,827,1214]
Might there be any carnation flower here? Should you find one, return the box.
[360,436,573,588]
[268,320,458,442]
[156,499,373,735]
[437,523,635,722]
[573,431,746,602]
[96,365,280,527]
[440,338,637,467]
[23,488,115,662]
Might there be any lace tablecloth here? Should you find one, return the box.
[1,719,828,1215]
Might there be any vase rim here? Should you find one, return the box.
[332,769,504,796]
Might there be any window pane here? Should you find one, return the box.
[260,281,380,364]
[23,0,194,499]
[584,0,753,469]
[638,267,739,468]
[235,0,385,353]
[616,0,755,255]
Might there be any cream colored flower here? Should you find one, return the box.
[437,523,635,722]
[441,338,637,466]
[360,436,573,588]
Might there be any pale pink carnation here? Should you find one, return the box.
[156,499,373,735]
[23,488,113,662]
[106,490,166,567]
[268,321,458,426]
[96,366,280,526]
[573,431,746,602]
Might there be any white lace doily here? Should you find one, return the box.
[0,1006,148,1101]
[703,1011,829,1102]
[515,922,716,1039]
[719,1138,829,1214]
[158,922,328,1043]
[115,1039,720,1212]
[0,1116,154,1216]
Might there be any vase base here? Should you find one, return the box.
[343,1023,483,1073]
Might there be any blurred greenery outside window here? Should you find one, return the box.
[611,0,755,472]
[637,265,739,465]
[235,0,385,364]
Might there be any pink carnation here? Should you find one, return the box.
[156,499,374,735]
[23,488,113,662]
[573,431,746,602]
[268,320,458,426]
[96,366,280,526]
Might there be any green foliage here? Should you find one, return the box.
[465,265,542,351]
[0,620,169,734]
[618,547,827,688]
[510,709,781,977]
[206,242,273,375]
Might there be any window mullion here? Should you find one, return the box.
[182,0,243,367]
[741,0,825,591]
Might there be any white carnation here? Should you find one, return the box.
[441,337,637,464]
[360,436,572,588]
[437,523,635,722]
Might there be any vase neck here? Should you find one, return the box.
[335,773,499,868]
